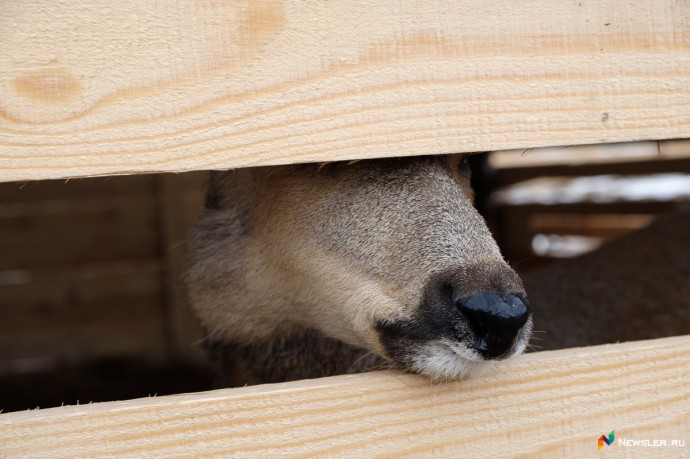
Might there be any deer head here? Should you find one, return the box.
[186,155,531,380]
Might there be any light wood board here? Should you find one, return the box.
[1,0,689,182]
[1,335,689,457]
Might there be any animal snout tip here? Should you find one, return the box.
[457,292,530,358]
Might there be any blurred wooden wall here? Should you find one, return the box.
[0,172,207,375]
[484,146,690,273]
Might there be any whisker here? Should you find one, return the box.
[367,361,396,373]
[351,350,377,367]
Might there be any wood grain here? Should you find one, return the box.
[1,0,689,182]
[155,172,207,363]
[1,335,688,457]
[0,174,206,367]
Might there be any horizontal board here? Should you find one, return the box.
[0,335,688,457]
[0,260,166,363]
[0,173,206,366]
[0,206,158,270]
[491,140,690,169]
[0,175,157,203]
[1,0,689,181]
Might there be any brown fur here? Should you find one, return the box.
[525,207,690,350]
[185,155,531,384]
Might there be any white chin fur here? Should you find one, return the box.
[409,342,489,381]
[409,323,532,381]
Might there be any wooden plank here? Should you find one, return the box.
[0,175,175,364]
[0,174,159,268]
[527,213,654,239]
[496,202,681,271]
[1,1,689,182]
[155,173,207,363]
[0,175,156,204]
[0,201,158,269]
[1,335,688,457]
[491,140,690,169]
[0,260,166,364]
[492,157,690,187]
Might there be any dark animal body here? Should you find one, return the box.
[525,206,690,350]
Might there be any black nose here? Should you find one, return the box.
[456,293,529,359]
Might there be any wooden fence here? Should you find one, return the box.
[1,0,689,456]
[1,336,688,457]
[1,0,689,181]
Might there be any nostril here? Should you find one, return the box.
[459,293,529,327]
[456,292,529,357]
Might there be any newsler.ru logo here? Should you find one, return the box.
[598,431,614,451]
[618,438,686,448]
[598,430,686,451]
